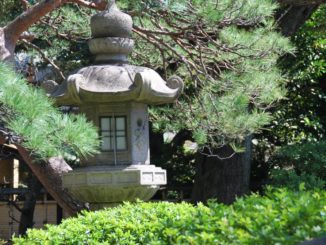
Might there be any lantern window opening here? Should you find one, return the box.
[100,116,127,153]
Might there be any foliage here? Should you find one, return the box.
[269,169,325,190]
[269,5,326,145]
[154,145,195,188]
[272,141,326,181]
[251,6,326,188]
[254,5,326,146]
[150,130,196,188]
[0,62,99,160]
[122,0,294,151]
[123,0,294,152]
[252,140,326,192]
[13,188,326,245]
[0,0,23,26]
[0,2,95,82]
[26,5,95,78]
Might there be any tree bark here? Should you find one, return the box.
[16,145,85,216]
[0,28,15,62]
[0,0,62,62]
[192,137,252,204]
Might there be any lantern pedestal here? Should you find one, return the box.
[62,165,166,207]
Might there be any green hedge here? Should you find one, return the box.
[14,188,326,245]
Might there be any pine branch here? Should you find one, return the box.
[20,39,66,81]
[133,1,292,149]
[0,62,99,160]
[0,129,22,145]
[5,0,63,42]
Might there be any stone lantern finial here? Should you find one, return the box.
[88,0,134,63]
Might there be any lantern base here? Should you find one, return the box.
[62,165,166,209]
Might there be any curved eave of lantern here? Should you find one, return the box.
[51,64,183,106]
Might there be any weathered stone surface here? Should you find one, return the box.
[88,37,134,62]
[130,103,150,165]
[62,165,166,204]
[51,64,183,105]
[88,37,134,54]
[76,102,150,167]
[51,0,183,106]
[90,1,132,38]
[41,80,59,95]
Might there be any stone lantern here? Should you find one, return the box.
[51,1,183,208]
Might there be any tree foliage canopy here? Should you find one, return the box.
[124,0,294,152]
[1,0,295,154]
[250,6,326,190]
[272,5,326,144]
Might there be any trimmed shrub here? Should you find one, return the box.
[13,188,326,245]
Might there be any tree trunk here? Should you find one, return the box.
[16,145,86,216]
[0,28,15,62]
[277,4,320,37]
[192,137,252,204]
[18,175,42,235]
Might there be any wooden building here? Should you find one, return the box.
[0,200,58,240]
[0,156,61,240]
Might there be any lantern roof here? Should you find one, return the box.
[51,0,183,105]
